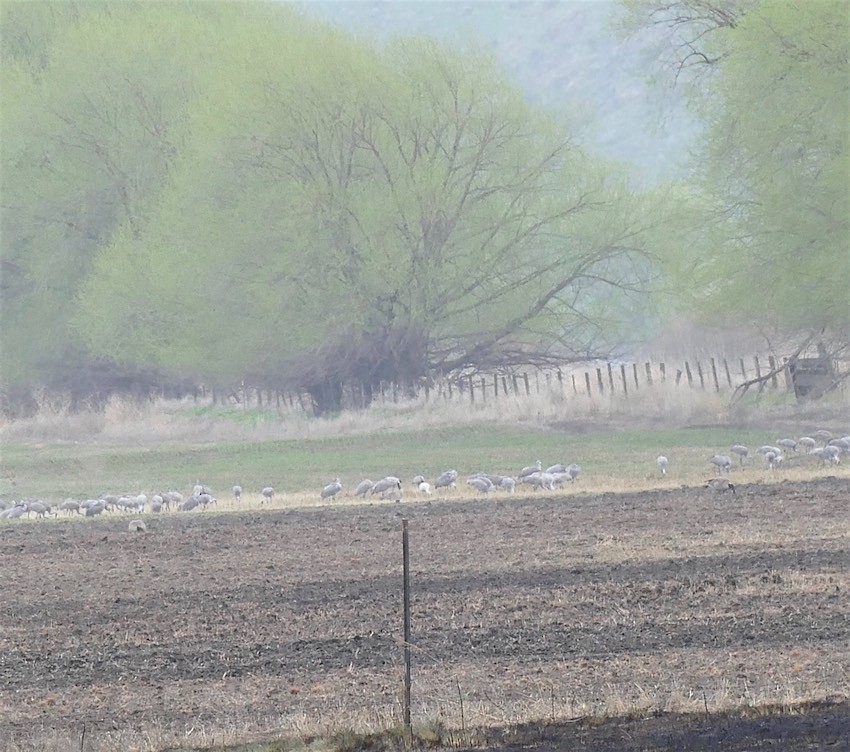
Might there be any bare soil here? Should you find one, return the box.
[1,477,848,751]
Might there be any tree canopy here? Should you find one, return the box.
[3,2,662,413]
[621,0,849,342]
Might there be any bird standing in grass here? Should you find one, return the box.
[656,456,668,475]
[321,478,343,499]
[261,486,275,503]
[730,445,749,465]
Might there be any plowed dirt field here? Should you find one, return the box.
[1,477,848,751]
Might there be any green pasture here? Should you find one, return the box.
[0,425,796,500]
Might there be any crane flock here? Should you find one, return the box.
[1,431,846,522]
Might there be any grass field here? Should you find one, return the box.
[1,423,846,504]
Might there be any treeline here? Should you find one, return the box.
[1,1,846,415]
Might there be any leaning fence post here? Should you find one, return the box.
[596,367,605,393]
[723,358,733,388]
[696,360,706,389]
[645,362,653,386]
[684,361,694,387]
[523,373,531,396]
[633,363,640,389]
[710,358,720,392]
[607,362,615,392]
[401,518,412,733]
[620,364,628,396]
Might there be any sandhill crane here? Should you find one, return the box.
[814,429,832,444]
[180,497,200,512]
[434,470,458,489]
[261,486,275,503]
[706,477,736,494]
[198,493,214,509]
[27,501,52,519]
[150,497,163,513]
[545,463,567,475]
[128,519,147,533]
[354,479,374,497]
[823,445,841,464]
[764,451,782,469]
[828,438,850,452]
[518,460,542,478]
[233,485,242,502]
[776,438,797,452]
[1,503,27,519]
[656,456,668,475]
[708,455,733,474]
[730,445,749,465]
[371,477,401,496]
[756,445,782,457]
[418,481,432,495]
[566,464,581,480]
[60,499,81,515]
[412,475,426,486]
[85,501,106,517]
[321,478,343,499]
[499,476,517,492]
[467,476,494,494]
[797,437,817,451]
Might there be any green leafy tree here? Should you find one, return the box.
[619,0,849,349]
[78,30,662,412]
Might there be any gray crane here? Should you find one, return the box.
[232,485,242,502]
[371,477,402,496]
[353,479,374,497]
[434,469,459,489]
[518,460,542,478]
[796,437,817,451]
[261,486,275,503]
[321,478,343,499]
[776,438,797,452]
[656,456,669,475]
[467,476,494,494]
[730,445,749,465]
[708,455,733,474]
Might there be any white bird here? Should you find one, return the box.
[823,445,841,464]
[418,481,432,495]
[566,464,581,480]
[656,455,668,475]
[434,469,458,489]
[321,478,343,499]
[412,475,426,486]
[233,485,242,501]
[261,486,275,503]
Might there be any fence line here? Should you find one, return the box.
[205,352,845,414]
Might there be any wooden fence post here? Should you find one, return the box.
[481,377,487,402]
[502,376,509,396]
[710,358,720,391]
[723,358,733,387]
[557,369,564,392]
[596,368,605,393]
[659,362,666,382]
[607,362,614,391]
[493,375,499,398]
[633,363,640,389]
[684,361,694,387]
[768,356,778,388]
[584,371,592,395]
[468,377,475,403]
[676,369,683,386]
[696,361,705,389]
[571,374,577,394]
[754,355,762,382]
[523,373,531,396]
[740,358,747,380]
[620,364,628,396]
[401,518,412,732]
[512,375,519,394]
[645,362,653,386]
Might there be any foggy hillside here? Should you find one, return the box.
[298,0,700,182]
